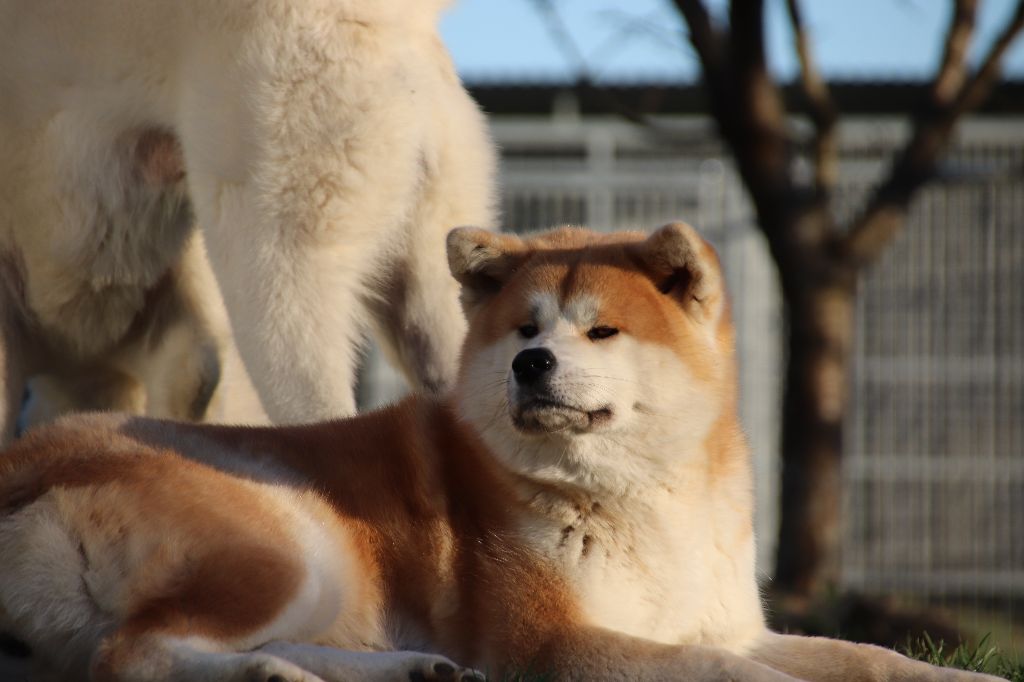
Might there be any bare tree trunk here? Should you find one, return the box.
[664,0,1024,601]
[774,265,856,596]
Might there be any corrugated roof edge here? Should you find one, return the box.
[464,79,1024,116]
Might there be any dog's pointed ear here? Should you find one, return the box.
[447,227,527,312]
[633,222,724,322]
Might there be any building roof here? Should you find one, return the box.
[465,80,1024,117]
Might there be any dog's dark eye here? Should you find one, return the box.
[519,324,539,339]
[587,326,619,341]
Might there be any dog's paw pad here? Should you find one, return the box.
[407,658,485,681]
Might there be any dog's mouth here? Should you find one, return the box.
[511,399,613,434]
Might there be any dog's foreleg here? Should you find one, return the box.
[493,624,801,681]
[259,641,483,682]
[193,213,370,422]
[91,634,328,682]
[178,20,447,422]
[368,90,496,397]
[125,240,224,422]
[748,631,1004,681]
[0,287,32,444]
[367,249,466,398]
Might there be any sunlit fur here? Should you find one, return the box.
[450,225,763,646]
[0,226,995,682]
[0,0,495,437]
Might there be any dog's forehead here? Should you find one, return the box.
[514,251,666,327]
[528,291,600,328]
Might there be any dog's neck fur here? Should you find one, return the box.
[448,394,765,651]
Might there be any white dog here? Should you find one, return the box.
[0,0,495,439]
[0,224,998,681]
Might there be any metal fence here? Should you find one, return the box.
[843,143,1024,631]
[359,115,1024,634]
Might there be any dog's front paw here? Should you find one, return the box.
[898,658,1007,682]
[403,655,485,682]
[936,668,1006,682]
[243,653,328,682]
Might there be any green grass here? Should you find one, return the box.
[904,633,1024,680]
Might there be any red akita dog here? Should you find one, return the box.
[0,225,997,681]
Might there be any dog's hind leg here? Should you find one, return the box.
[0,328,28,446]
[0,284,33,445]
[120,240,224,422]
[0,495,118,679]
[21,369,145,435]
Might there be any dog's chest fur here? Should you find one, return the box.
[517,489,709,645]
[515,477,765,652]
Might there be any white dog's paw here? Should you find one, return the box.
[254,642,484,682]
[402,654,485,682]
[243,654,327,682]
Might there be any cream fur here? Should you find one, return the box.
[459,287,763,649]
[0,226,997,682]
[0,0,495,435]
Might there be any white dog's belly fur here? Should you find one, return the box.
[17,132,192,357]
[0,0,496,434]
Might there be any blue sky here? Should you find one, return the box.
[441,0,1024,83]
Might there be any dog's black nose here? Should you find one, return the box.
[512,348,557,385]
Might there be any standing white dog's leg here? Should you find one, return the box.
[368,234,469,397]
[125,238,225,422]
[367,77,497,396]
[195,199,372,421]
[178,18,470,422]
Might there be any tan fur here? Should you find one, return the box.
[0,225,997,682]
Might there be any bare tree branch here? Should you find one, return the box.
[933,0,979,104]
[529,0,591,81]
[676,2,795,216]
[730,0,767,71]
[840,0,1024,267]
[953,0,1024,115]
[726,0,804,247]
[785,0,839,193]
[670,0,721,72]
[527,0,656,127]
